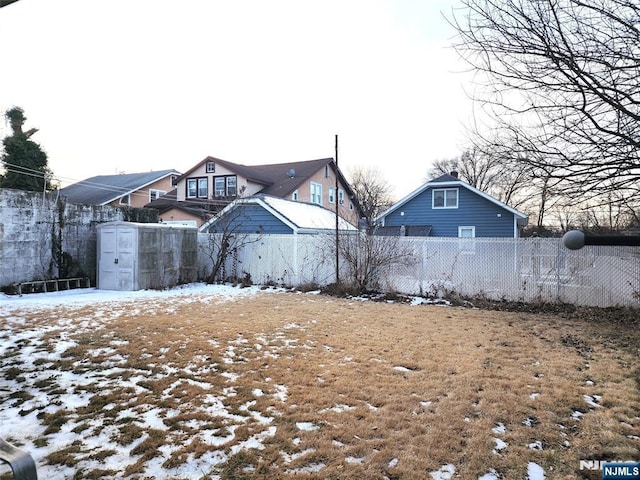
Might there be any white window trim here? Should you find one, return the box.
[206,161,216,173]
[186,178,197,198]
[149,189,166,202]
[458,226,475,238]
[458,226,476,253]
[338,188,345,205]
[197,178,208,198]
[292,190,299,201]
[433,188,459,209]
[310,182,322,205]
[119,194,131,205]
[328,187,335,204]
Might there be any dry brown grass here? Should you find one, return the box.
[1,290,638,479]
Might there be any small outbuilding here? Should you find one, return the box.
[97,222,197,291]
[199,195,358,234]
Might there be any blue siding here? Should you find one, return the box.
[383,187,516,237]
[206,204,293,234]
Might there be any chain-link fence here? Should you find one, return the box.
[198,234,640,308]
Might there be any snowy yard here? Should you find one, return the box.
[0,284,638,479]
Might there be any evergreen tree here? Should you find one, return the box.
[1,107,53,191]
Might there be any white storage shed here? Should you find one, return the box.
[97,222,198,291]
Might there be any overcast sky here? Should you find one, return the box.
[0,0,473,199]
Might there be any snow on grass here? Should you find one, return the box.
[478,469,500,480]
[492,422,507,435]
[527,462,546,479]
[430,463,456,480]
[493,438,508,454]
[1,283,631,479]
[296,422,319,432]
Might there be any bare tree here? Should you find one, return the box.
[450,0,640,201]
[347,166,394,234]
[426,148,537,211]
[200,204,263,284]
[333,231,416,293]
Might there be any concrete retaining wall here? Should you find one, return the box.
[0,188,157,289]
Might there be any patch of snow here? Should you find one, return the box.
[420,401,433,407]
[281,448,315,463]
[296,422,319,432]
[430,464,456,480]
[320,404,356,413]
[345,456,365,464]
[286,463,326,474]
[493,438,508,454]
[530,392,540,400]
[479,469,500,480]
[583,394,602,408]
[332,440,345,448]
[528,440,543,450]
[388,458,399,468]
[273,384,288,402]
[527,462,545,480]
[572,410,584,420]
[492,423,507,434]
[393,366,412,372]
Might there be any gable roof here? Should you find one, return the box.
[177,156,360,210]
[377,175,528,224]
[200,194,358,234]
[60,169,180,206]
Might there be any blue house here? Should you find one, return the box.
[376,173,528,237]
[200,195,358,235]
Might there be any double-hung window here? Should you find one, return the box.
[214,175,238,197]
[311,182,322,205]
[198,178,208,198]
[187,177,208,199]
[215,177,226,197]
[433,188,458,208]
[226,176,237,197]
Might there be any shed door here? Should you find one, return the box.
[99,227,136,290]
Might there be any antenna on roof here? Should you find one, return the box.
[288,168,296,178]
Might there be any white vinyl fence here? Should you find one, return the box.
[198,234,640,308]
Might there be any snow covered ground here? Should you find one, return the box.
[0,284,564,479]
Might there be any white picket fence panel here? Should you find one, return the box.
[197,234,640,308]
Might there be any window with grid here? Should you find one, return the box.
[311,182,322,205]
[433,188,458,208]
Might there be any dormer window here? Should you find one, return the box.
[119,194,130,205]
[214,175,238,197]
[206,161,216,173]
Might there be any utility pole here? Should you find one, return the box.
[334,134,340,286]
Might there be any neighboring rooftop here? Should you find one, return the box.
[60,170,180,205]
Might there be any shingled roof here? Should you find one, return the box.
[60,169,180,205]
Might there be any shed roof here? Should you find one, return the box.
[200,194,358,233]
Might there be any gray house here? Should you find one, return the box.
[376,173,528,237]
